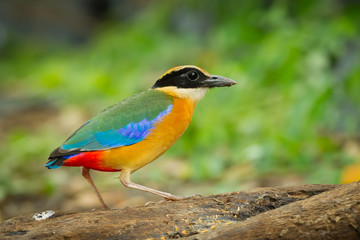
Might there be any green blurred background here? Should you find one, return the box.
[1,0,360,220]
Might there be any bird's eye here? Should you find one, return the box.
[187,71,199,81]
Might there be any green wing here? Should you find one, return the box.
[61,90,173,151]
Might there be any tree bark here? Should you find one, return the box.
[1,183,359,240]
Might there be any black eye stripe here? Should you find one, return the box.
[152,67,208,89]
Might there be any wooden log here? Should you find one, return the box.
[185,181,360,240]
[1,183,356,240]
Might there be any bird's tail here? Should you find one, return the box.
[45,157,67,169]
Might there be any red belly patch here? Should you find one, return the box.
[63,151,120,172]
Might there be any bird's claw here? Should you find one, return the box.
[187,194,203,198]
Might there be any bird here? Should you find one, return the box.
[45,65,236,209]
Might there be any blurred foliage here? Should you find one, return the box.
[0,0,360,201]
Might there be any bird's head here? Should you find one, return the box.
[152,65,236,103]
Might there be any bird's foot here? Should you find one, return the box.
[164,195,187,201]
[163,194,203,201]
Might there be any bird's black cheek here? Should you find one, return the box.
[175,79,188,87]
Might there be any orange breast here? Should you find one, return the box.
[101,96,196,173]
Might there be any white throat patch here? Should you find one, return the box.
[157,87,208,104]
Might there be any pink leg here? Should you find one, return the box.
[81,167,109,210]
[119,169,186,200]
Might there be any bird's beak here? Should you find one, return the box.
[202,75,237,88]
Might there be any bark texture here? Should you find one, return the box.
[1,183,359,240]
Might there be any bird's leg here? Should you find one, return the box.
[81,167,109,210]
[119,169,185,200]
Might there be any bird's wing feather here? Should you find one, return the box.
[50,90,173,157]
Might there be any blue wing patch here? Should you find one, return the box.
[62,104,173,150]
